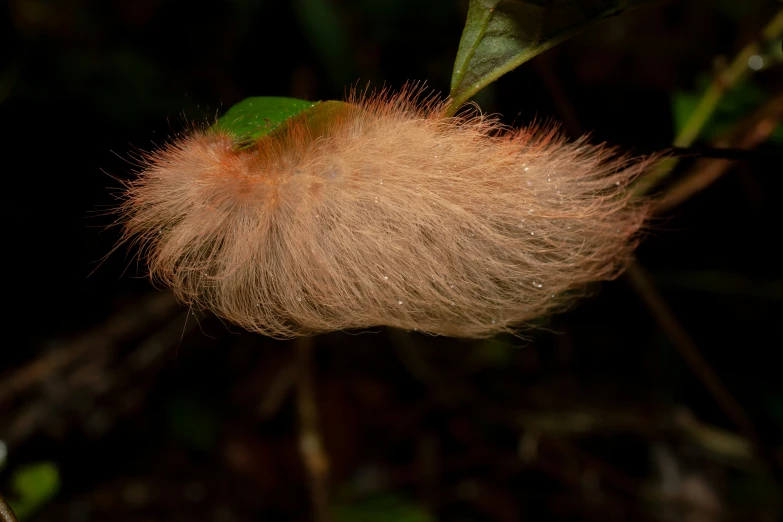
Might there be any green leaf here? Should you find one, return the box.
[10,461,60,519]
[447,0,656,115]
[215,96,317,142]
[215,97,354,148]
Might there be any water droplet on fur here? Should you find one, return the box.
[546,174,551,182]
[526,180,532,186]
[449,284,454,289]
[491,319,496,325]
[398,300,403,305]
[450,301,455,306]
[524,167,529,172]
[297,297,302,302]
[380,179,383,185]
[383,276,389,281]
[374,197,379,203]
[530,231,535,236]
[550,294,555,298]
[532,281,543,288]
[528,208,533,214]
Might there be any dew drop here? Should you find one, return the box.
[398,300,403,305]
[383,276,389,281]
[530,231,535,236]
[524,166,529,172]
[532,281,543,288]
[491,319,496,325]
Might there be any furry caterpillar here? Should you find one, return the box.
[118,90,652,339]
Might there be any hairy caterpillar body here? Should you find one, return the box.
[119,90,652,339]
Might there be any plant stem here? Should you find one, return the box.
[625,261,757,443]
[295,336,330,522]
[655,91,783,213]
[0,494,19,522]
[636,6,783,195]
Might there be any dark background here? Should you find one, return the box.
[2,0,783,520]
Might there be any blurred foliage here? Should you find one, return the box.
[334,494,434,522]
[673,75,783,143]
[166,394,219,453]
[8,463,60,521]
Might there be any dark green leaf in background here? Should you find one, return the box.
[9,462,60,520]
[672,76,783,144]
[447,0,656,115]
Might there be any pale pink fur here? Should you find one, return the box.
[118,90,653,338]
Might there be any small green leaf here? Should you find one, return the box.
[447,0,656,115]
[10,461,60,520]
[215,96,317,142]
[215,97,355,149]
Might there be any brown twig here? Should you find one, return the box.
[295,336,330,522]
[625,261,757,443]
[0,493,18,522]
[0,292,178,405]
[656,91,783,214]
[636,7,783,195]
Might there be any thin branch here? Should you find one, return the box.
[295,336,330,522]
[636,7,783,195]
[0,494,18,522]
[625,261,757,443]
[656,91,783,213]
